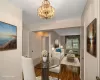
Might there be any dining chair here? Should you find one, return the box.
[22,56,36,80]
[49,57,61,80]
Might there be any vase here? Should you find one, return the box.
[43,57,47,62]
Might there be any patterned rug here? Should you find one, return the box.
[36,76,61,80]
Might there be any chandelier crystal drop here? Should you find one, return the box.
[38,0,55,19]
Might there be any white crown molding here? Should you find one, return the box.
[27,17,82,31]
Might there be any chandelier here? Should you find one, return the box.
[38,0,55,19]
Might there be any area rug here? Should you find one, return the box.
[36,76,61,80]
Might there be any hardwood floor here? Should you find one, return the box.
[35,64,80,80]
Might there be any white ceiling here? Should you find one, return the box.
[54,27,80,36]
[8,0,87,25]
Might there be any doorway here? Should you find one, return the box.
[30,27,83,80]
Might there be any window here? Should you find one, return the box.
[65,35,80,55]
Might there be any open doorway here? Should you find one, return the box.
[30,27,83,80]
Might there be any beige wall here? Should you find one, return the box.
[0,0,22,80]
[81,0,100,80]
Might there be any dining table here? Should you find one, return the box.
[36,55,60,80]
[61,55,80,75]
[61,56,80,67]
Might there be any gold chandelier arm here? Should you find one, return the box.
[44,0,48,1]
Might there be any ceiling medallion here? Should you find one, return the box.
[38,0,55,19]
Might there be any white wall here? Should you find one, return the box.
[42,37,49,52]
[81,0,100,80]
[45,37,49,52]
[80,12,85,80]
[54,27,80,36]
[49,31,60,54]
[42,36,46,51]
[59,36,65,49]
[98,0,100,77]
[22,28,29,57]
[29,32,42,65]
[0,0,22,80]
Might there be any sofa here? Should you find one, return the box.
[51,48,64,60]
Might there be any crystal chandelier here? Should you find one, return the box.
[38,0,55,19]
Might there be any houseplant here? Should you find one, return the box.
[42,50,48,62]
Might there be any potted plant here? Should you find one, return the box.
[42,50,48,62]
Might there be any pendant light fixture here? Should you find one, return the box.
[38,0,55,19]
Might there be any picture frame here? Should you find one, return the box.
[0,21,17,51]
[87,18,97,57]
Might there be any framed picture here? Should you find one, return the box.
[87,18,97,57]
[0,21,17,51]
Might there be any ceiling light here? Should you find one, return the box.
[38,0,55,19]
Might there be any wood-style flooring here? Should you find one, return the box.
[35,64,80,80]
